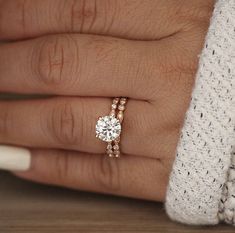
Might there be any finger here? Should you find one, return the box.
[0,34,162,100]
[0,0,208,41]
[14,149,168,201]
[0,97,173,159]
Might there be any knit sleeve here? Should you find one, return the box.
[165,0,235,225]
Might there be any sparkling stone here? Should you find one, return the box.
[96,116,121,142]
[110,110,116,116]
[107,144,113,150]
[118,105,125,111]
[113,98,119,104]
[114,150,120,155]
[113,145,119,150]
[107,149,113,154]
[112,104,117,109]
[120,98,126,105]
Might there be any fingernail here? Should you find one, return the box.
[0,145,31,171]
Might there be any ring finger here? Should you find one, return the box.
[0,97,167,158]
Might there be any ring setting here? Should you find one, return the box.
[95,97,127,158]
[95,116,121,142]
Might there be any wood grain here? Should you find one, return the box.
[0,172,234,233]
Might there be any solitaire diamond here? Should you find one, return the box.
[96,116,121,142]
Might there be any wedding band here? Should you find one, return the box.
[95,97,127,158]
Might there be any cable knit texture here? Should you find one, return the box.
[165,0,235,225]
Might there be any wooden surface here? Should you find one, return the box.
[0,172,234,233]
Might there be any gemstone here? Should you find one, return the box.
[112,104,117,109]
[96,116,121,142]
[107,144,113,150]
[113,98,120,104]
[118,105,125,111]
[120,98,126,105]
[107,149,113,154]
[113,145,119,150]
[114,150,120,155]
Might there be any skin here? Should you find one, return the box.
[0,0,214,201]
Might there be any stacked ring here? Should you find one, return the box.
[95,97,127,158]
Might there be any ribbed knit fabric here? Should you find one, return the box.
[165,0,235,225]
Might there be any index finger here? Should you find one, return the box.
[0,0,206,41]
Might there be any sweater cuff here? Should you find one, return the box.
[165,0,235,225]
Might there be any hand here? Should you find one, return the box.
[0,0,214,201]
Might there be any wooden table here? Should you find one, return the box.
[0,171,234,233]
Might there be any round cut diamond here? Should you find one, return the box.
[96,116,121,142]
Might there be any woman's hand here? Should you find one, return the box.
[0,0,214,201]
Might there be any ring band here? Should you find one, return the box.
[95,97,127,158]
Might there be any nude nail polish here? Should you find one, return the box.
[0,145,31,171]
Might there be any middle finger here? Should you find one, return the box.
[0,34,162,100]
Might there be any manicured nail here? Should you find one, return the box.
[0,145,31,171]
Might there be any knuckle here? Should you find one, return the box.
[0,0,28,36]
[67,0,117,34]
[68,0,99,32]
[93,156,121,192]
[48,101,79,146]
[34,35,78,88]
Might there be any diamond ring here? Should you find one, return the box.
[95,98,127,158]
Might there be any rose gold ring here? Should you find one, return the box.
[95,97,127,158]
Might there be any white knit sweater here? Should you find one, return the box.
[165,0,235,226]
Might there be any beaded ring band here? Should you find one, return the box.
[95,97,127,158]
